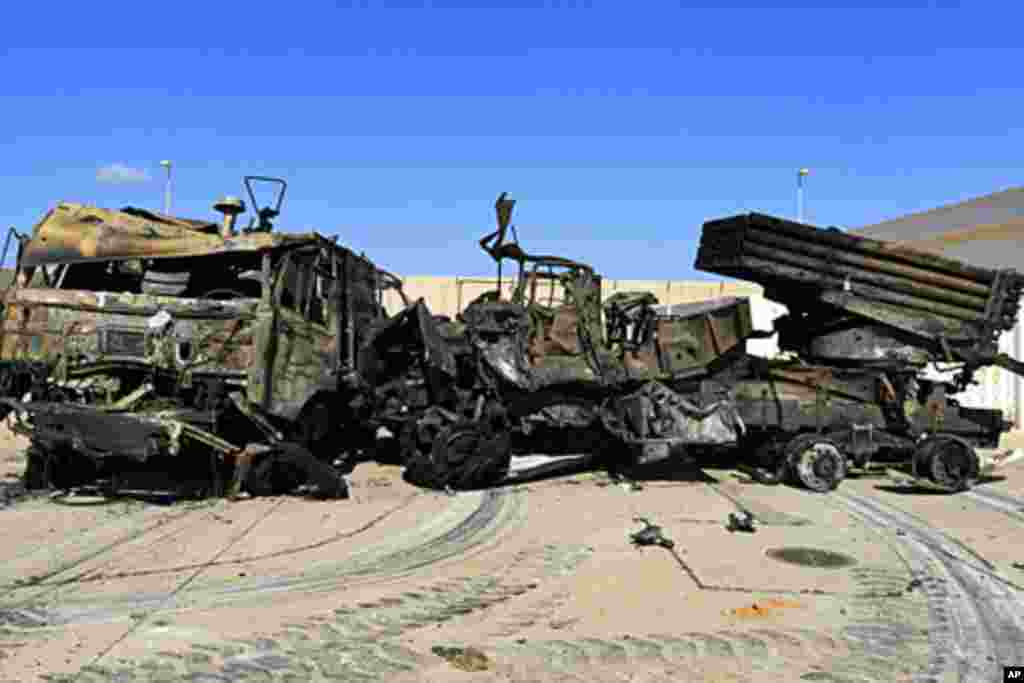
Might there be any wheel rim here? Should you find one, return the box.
[249,458,305,495]
[928,439,977,490]
[793,442,845,492]
[442,430,480,466]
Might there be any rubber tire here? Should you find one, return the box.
[403,422,511,491]
[785,433,847,493]
[913,436,979,492]
[246,444,348,499]
[23,448,50,490]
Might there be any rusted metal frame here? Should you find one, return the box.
[6,294,257,321]
[373,263,383,312]
[312,249,336,329]
[704,312,722,356]
[174,419,241,455]
[756,359,784,429]
[380,269,408,308]
[727,212,1000,285]
[510,257,529,305]
[769,368,878,403]
[342,249,355,374]
[229,391,285,442]
[738,255,985,324]
[652,322,669,375]
[293,249,312,318]
[760,387,770,427]
[301,249,321,321]
[546,265,557,307]
[0,227,25,284]
[977,269,1014,354]
[262,251,281,411]
[738,226,993,301]
[54,263,70,289]
[743,243,995,321]
[260,252,273,306]
[938,335,954,362]
[574,298,607,383]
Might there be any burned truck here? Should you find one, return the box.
[388,197,1024,495]
[385,194,751,491]
[691,212,1024,492]
[1,176,405,498]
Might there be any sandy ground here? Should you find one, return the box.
[1,431,1024,682]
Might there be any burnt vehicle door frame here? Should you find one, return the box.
[517,257,605,359]
[263,242,338,418]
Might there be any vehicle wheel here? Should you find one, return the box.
[913,436,979,491]
[296,400,337,461]
[246,443,348,499]
[23,446,51,490]
[441,422,512,490]
[43,448,98,491]
[246,457,304,496]
[742,440,786,485]
[397,412,447,466]
[785,434,846,492]
[404,421,511,491]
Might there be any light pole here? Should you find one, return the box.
[797,167,810,222]
[160,160,173,215]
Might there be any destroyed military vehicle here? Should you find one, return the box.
[387,194,752,491]
[691,212,1024,492]
[9,178,1019,500]
[0,176,406,499]
[386,196,1024,495]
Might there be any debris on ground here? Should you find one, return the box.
[630,517,675,549]
[549,617,579,630]
[431,645,490,672]
[0,480,28,508]
[726,510,757,533]
[725,598,804,619]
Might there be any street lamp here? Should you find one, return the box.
[159,160,173,215]
[797,168,810,223]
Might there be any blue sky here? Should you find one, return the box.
[1,0,1021,279]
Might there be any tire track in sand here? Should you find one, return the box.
[833,490,1024,682]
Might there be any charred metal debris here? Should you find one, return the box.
[2,184,1022,501]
